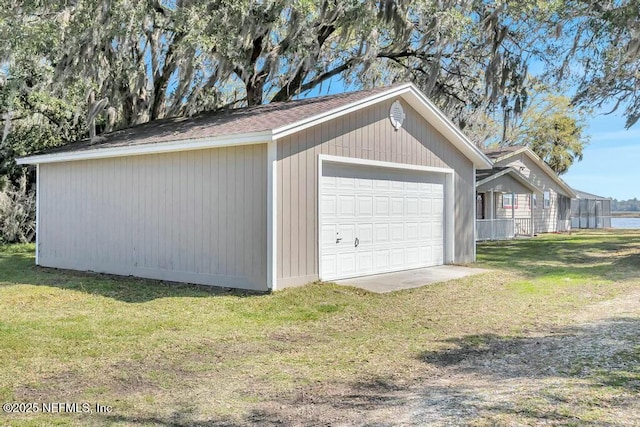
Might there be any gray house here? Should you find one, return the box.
[18,83,492,291]
[476,146,576,240]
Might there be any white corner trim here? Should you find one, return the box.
[317,155,324,281]
[35,164,40,265]
[16,131,272,165]
[318,154,455,175]
[266,140,278,291]
[445,173,455,264]
[472,165,476,260]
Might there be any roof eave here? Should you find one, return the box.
[476,168,542,193]
[15,131,273,165]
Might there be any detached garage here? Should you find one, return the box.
[18,83,492,291]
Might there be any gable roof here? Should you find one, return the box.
[17,83,492,168]
[482,146,576,198]
[476,166,541,193]
[573,189,610,200]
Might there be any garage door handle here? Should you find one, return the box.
[355,237,359,247]
[336,237,342,243]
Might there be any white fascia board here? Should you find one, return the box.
[272,83,415,140]
[476,168,541,193]
[16,131,272,165]
[523,151,576,198]
[319,154,454,175]
[398,87,493,169]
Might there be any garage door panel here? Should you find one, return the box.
[390,198,404,216]
[320,162,446,281]
[322,254,337,276]
[321,224,338,246]
[338,195,356,216]
[391,249,404,267]
[390,223,404,241]
[338,224,356,241]
[322,195,337,217]
[406,222,419,240]
[374,179,391,190]
[338,176,356,189]
[406,197,419,215]
[356,251,373,272]
[374,250,390,270]
[358,196,373,217]
[337,252,356,276]
[374,223,390,243]
[375,197,390,216]
[406,246,419,265]
[356,223,374,244]
[420,198,432,215]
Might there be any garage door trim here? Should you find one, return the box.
[318,154,455,281]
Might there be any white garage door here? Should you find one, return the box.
[320,162,445,281]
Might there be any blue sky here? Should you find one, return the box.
[562,111,640,200]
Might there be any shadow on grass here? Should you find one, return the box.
[477,233,640,281]
[419,317,640,391]
[101,315,640,426]
[0,248,264,303]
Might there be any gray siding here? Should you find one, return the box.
[38,145,268,291]
[276,97,475,286]
[493,154,566,233]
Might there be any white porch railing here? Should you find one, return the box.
[476,219,515,241]
[514,218,533,236]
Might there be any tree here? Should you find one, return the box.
[1,0,568,137]
[484,82,590,174]
[552,0,640,128]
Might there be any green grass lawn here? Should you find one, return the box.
[0,230,639,425]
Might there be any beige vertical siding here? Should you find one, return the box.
[276,97,475,286]
[38,145,268,291]
[493,154,565,233]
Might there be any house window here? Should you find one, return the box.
[532,194,537,209]
[503,193,517,209]
[543,191,551,209]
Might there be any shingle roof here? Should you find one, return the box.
[38,85,401,156]
[481,145,525,160]
[475,167,511,182]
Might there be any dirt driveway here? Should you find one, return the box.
[252,289,640,426]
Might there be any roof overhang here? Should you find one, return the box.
[18,83,493,169]
[16,131,272,165]
[491,147,576,198]
[476,167,542,193]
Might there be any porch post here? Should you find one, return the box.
[489,191,495,239]
[511,192,515,239]
[530,192,535,236]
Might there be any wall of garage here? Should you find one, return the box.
[276,97,475,287]
[38,145,269,291]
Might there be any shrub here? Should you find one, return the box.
[0,174,36,243]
